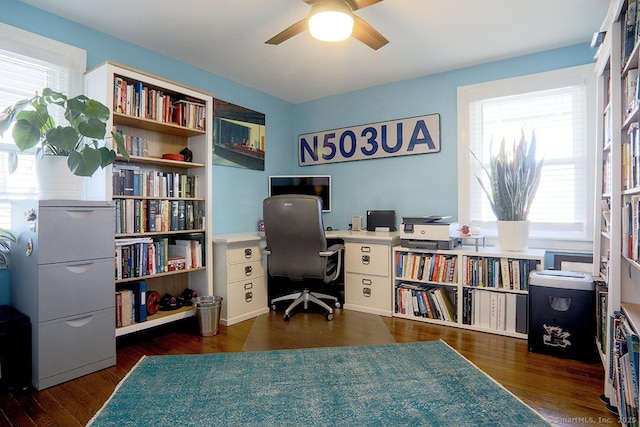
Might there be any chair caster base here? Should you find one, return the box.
[326,312,334,321]
[283,314,290,321]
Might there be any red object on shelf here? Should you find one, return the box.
[162,153,185,161]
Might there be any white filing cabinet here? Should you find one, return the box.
[10,200,115,390]
[342,233,400,316]
[213,233,269,326]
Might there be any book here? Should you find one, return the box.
[119,289,134,327]
[131,281,147,323]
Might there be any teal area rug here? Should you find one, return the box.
[88,340,550,426]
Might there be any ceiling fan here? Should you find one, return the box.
[266,0,388,50]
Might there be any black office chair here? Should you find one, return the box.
[263,194,343,321]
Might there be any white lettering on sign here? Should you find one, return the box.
[298,114,440,166]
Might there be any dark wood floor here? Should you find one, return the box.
[0,309,614,427]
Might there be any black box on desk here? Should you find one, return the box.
[528,271,597,361]
[0,305,31,391]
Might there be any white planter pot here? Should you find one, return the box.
[37,155,85,200]
[497,220,529,251]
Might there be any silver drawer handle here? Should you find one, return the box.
[244,248,253,259]
[65,315,93,327]
[245,265,252,276]
[363,288,372,297]
[361,255,370,265]
[65,209,95,220]
[65,263,94,274]
[245,292,253,302]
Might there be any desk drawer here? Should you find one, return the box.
[227,244,263,264]
[345,273,392,312]
[345,242,389,276]
[227,277,267,318]
[227,259,265,282]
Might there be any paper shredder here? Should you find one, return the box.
[528,270,597,361]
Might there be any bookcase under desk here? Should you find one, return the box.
[393,246,545,339]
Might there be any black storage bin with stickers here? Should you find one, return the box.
[528,270,597,362]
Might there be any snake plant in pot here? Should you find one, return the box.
[471,130,543,251]
[0,88,127,199]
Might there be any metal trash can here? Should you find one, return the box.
[193,296,223,336]
[528,270,596,361]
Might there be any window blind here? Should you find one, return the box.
[0,23,86,228]
[459,65,595,247]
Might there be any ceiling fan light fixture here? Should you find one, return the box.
[308,2,355,42]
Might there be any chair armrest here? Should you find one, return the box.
[263,248,272,256]
[319,243,344,257]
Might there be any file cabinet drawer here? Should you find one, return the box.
[227,278,267,319]
[38,308,115,380]
[345,242,389,276]
[345,273,392,312]
[227,245,263,264]
[227,259,265,282]
[38,259,114,322]
[38,205,113,264]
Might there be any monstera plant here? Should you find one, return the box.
[0,88,127,176]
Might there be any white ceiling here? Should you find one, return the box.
[21,0,608,104]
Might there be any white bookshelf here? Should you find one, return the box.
[85,61,214,337]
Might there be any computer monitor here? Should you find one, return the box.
[268,175,332,212]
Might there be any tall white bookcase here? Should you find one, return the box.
[594,0,640,411]
[85,61,213,336]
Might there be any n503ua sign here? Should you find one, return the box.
[298,114,440,166]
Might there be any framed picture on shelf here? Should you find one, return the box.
[212,99,265,171]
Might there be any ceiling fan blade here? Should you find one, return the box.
[266,18,308,45]
[352,15,388,50]
[346,0,383,12]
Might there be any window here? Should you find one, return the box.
[457,64,595,251]
[0,23,86,228]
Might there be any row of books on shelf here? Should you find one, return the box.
[115,234,204,280]
[113,163,199,198]
[114,198,204,234]
[603,149,612,195]
[623,69,639,121]
[610,311,639,427]
[395,252,457,284]
[623,0,640,70]
[596,281,608,352]
[623,123,640,191]
[113,129,148,157]
[114,76,206,131]
[623,194,640,262]
[462,256,539,291]
[395,283,456,322]
[115,281,147,327]
[461,288,527,334]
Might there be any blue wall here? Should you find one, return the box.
[3,0,293,234]
[4,0,597,234]
[292,46,597,230]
